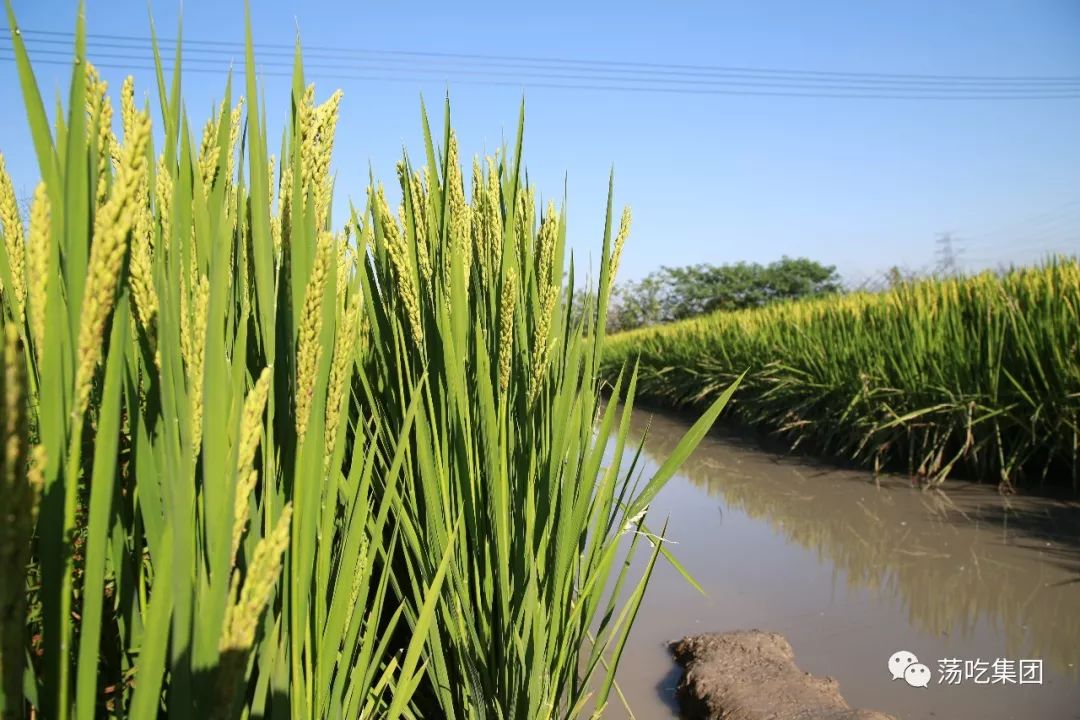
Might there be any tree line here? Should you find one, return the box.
[604,256,842,332]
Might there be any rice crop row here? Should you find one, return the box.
[602,260,1080,488]
[0,5,732,718]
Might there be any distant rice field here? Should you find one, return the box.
[601,260,1080,488]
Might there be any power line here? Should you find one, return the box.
[16,28,1080,86]
[970,230,1080,255]
[2,53,1071,101]
[963,200,1080,251]
[963,238,1079,268]
[974,199,1080,235]
[980,227,1080,252]
[10,39,1080,91]
[8,32,1080,89]
[2,29,1079,100]
[3,53,1077,101]
[964,248,1077,270]
[6,42,1078,97]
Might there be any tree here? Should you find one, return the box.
[761,256,843,301]
[607,256,841,331]
[607,274,666,332]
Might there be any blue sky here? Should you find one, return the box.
[2,0,1079,285]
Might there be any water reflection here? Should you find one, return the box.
[626,406,1080,677]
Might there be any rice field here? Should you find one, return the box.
[0,8,734,718]
[602,260,1080,488]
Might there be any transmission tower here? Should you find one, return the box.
[935,232,963,276]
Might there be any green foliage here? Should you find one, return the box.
[603,260,1080,487]
[0,5,735,718]
[608,256,841,331]
[353,113,736,717]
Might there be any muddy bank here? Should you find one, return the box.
[671,631,897,720]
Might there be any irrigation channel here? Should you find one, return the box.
[604,405,1080,720]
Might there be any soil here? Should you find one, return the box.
[670,631,898,720]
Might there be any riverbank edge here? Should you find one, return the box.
[602,389,1080,493]
[670,630,897,720]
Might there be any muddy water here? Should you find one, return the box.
[605,407,1080,720]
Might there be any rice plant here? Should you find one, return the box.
[0,3,733,717]
[602,260,1080,488]
[352,105,736,717]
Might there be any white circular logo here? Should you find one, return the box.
[888,650,919,681]
[904,663,931,688]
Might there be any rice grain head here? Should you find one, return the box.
[74,108,151,417]
[446,131,473,293]
[155,155,173,253]
[231,367,274,561]
[324,292,360,470]
[198,114,220,197]
[231,366,272,563]
[120,76,137,141]
[297,85,317,209]
[310,90,343,226]
[227,97,245,185]
[470,156,489,285]
[276,161,293,255]
[0,154,26,322]
[216,503,293,711]
[26,183,50,353]
[188,275,209,458]
[85,63,115,206]
[295,233,332,441]
[129,166,159,361]
[535,201,557,288]
[230,470,258,568]
[200,99,230,197]
[335,230,350,308]
[377,186,423,345]
[514,185,535,268]
[179,251,194,374]
[236,367,272,480]
[220,503,293,655]
[84,62,106,120]
[528,204,560,403]
[409,170,432,283]
[485,156,502,269]
[498,268,517,392]
[610,206,632,283]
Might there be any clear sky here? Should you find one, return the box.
[2,0,1079,285]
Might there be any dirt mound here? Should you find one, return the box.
[670,630,896,720]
